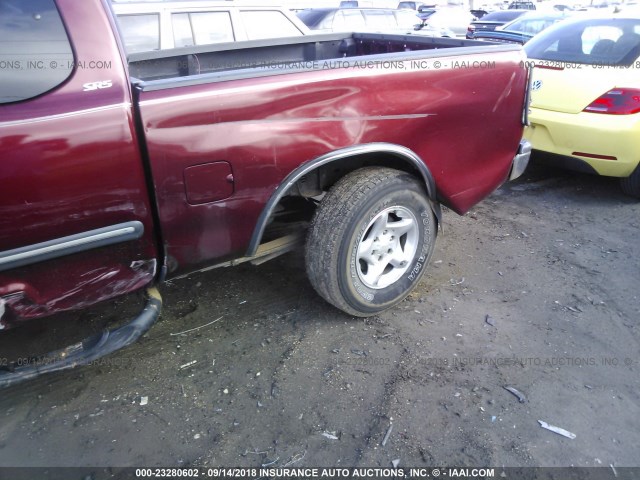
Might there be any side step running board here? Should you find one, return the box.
[0,287,162,389]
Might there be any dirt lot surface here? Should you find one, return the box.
[1,164,639,472]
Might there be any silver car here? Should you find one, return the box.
[297,7,453,37]
[418,7,477,37]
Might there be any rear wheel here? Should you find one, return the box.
[305,167,437,316]
[620,164,640,199]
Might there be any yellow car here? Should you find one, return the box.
[523,15,640,197]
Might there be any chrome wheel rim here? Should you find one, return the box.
[355,206,419,290]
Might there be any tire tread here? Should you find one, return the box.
[620,164,640,198]
[305,167,427,316]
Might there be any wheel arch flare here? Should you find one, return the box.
[247,142,441,257]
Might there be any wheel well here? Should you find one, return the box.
[247,145,440,257]
[290,152,428,199]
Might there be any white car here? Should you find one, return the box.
[112,1,310,53]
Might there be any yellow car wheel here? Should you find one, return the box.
[620,165,640,199]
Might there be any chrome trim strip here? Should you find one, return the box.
[509,140,532,181]
[228,114,434,125]
[0,103,132,127]
[0,221,144,272]
[522,64,533,126]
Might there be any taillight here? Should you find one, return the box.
[468,25,476,32]
[584,89,640,115]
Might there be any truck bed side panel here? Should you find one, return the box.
[137,50,526,275]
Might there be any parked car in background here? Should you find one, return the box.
[466,9,528,38]
[473,12,565,44]
[524,15,640,197]
[509,1,536,9]
[417,5,437,13]
[417,7,476,37]
[398,1,428,9]
[112,1,310,53]
[470,9,490,19]
[552,4,574,11]
[297,7,452,36]
[416,6,438,18]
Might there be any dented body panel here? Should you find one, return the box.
[0,0,529,328]
[138,51,527,275]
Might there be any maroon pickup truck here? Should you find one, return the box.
[0,0,531,386]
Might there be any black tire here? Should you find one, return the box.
[305,167,437,317]
[620,164,640,198]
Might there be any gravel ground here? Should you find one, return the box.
[0,163,638,473]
